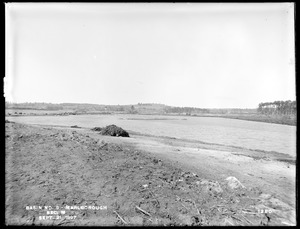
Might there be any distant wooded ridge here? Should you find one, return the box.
[258,100,296,115]
[5,101,296,115]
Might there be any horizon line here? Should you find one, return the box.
[4,101,261,110]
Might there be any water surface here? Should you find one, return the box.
[7,114,296,156]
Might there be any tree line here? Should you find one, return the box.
[257,100,296,115]
[164,106,209,115]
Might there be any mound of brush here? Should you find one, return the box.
[91,124,129,137]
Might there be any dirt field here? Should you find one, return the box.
[5,122,296,226]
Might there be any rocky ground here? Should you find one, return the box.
[5,122,296,226]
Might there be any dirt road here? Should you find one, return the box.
[5,122,296,226]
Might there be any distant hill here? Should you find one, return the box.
[5,102,257,115]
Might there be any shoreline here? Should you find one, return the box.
[5,111,297,126]
[5,119,297,160]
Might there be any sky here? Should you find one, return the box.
[5,3,295,108]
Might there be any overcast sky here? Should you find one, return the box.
[5,3,295,108]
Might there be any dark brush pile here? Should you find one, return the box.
[71,125,81,128]
[98,124,129,137]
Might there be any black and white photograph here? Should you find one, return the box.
[5,3,296,226]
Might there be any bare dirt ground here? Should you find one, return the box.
[5,122,296,226]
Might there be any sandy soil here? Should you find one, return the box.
[5,122,296,226]
[127,133,296,208]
